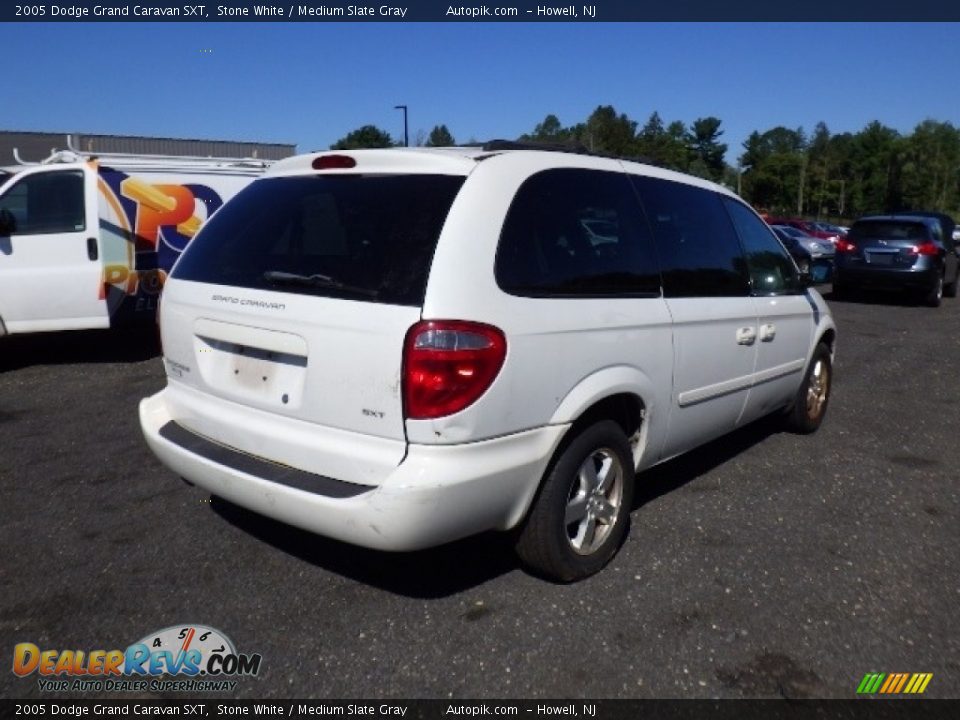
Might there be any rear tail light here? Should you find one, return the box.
[835,238,857,253]
[910,241,939,256]
[403,320,507,420]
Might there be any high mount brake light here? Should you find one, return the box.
[312,155,357,170]
[403,320,507,420]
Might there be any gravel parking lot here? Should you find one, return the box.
[1,288,958,700]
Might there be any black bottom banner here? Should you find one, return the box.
[1,700,958,720]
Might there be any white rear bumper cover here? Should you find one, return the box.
[140,391,567,551]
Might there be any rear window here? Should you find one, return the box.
[171,174,465,306]
[850,221,929,241]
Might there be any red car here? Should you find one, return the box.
[766,218,839,242]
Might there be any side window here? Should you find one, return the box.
[723,198,801,295]
[0,171,86,235]
[630,176,749,298]
[495,168,660,297]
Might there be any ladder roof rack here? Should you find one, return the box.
[62,134,273,167]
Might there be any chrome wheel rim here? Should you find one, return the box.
[806,359,830,420]
[565,448,624,555]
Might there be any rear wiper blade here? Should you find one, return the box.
[263,270,379,299]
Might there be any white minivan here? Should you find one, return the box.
[140,144,836,581]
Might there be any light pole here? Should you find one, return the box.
[394,105,408,147]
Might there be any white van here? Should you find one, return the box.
[140,144,836,581]
[0,145,269,335]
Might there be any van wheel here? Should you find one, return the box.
[784,343,832,434]
[515,421,634,582]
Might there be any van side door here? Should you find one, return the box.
[629,176,758,461]
[722,197,813,423]
[0,166,107,333]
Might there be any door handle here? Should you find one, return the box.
[87,237,98,261]
[760,323,776,342]
[736,327,757,345]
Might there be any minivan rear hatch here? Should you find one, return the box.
[160,165,468,481]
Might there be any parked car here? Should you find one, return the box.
[834,214,960,306]
[894,210,956,247]
[140,144,836,582]
[770,225,835,282]
[767,217,839,242]
[813,221,847,237]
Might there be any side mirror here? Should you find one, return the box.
[0,207,16,236]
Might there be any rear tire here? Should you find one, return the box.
[944,268,958,298]
[515,420,634,582]
[923,273,944,307]
[784,343,832,435]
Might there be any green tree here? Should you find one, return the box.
[426,125,456,147]
[899,120,960,212]
[848,121,901,214]
[738,126,807,213]
[687,117,728,182]
[330,125,394,150]
[636,112,689,170]
[806,122,834,218]
[520,114,574,144]
[662,120,692,171]
[579,105,638,156]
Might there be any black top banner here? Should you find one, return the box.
[3,0,959,22]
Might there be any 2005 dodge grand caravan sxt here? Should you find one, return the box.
[140,144,836,581]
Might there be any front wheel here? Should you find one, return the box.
[784,343,832,434]
[515,420,634,582]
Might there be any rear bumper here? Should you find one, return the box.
[140,390,567,551]
[835,265,939,291]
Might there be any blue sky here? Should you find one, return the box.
[6,22,960,164]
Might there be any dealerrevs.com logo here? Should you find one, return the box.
[13,625,262,693]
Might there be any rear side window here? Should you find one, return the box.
[850,221,929,241]
[495,168,660,297]
[630,176,749,298]
[171,174,464,306]
[0,170,85,235]
[723,198,801,295]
